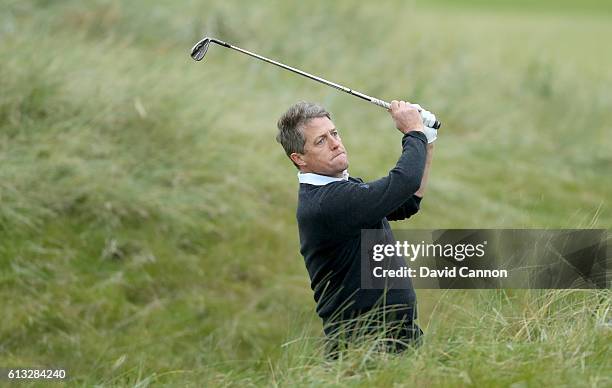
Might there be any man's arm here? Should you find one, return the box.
[415,142,434,198]
[385,142,434,221]
[386,194,422,221]
[385,136,435,222]
[318,100,428,235]
[320,133,427,235]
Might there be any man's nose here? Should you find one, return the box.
[329,135,340,149]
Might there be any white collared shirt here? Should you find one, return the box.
[298,170,349,186]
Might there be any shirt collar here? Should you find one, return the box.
[298,170,349,186]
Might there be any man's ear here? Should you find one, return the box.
[290,152,307,167]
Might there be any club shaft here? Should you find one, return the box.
[226,42,384,102]
[205,38,440,129]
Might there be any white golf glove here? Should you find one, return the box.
[422,125,437,144]
[412,104,438,143]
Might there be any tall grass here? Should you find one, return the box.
[0,0,610,386]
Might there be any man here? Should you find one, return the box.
[276,100,436,356]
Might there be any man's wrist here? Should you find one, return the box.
[405,130,428,144]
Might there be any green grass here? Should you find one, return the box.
[0,0,610,386]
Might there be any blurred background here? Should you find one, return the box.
[1,0,610,386]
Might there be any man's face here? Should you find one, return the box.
[291,117,349,178]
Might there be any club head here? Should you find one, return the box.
[190,37,211,61]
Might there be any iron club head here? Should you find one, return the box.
[190,37,211,61]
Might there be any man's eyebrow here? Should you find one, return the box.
[313,128,337,142]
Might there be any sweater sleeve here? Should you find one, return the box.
[386,194,422,221]
[319,131,427,236]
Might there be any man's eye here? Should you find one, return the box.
[332,131,339,137]
[316,138,324,145]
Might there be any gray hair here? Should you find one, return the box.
[276,101,331,168]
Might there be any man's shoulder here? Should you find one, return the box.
[298,179,356,199]
[298,181,346,213]
[298,182,338,204]
[299,176,370,199]
[298,178,365,220]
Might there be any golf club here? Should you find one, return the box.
[190,36,441,130]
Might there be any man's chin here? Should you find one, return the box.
[335,161,349,174]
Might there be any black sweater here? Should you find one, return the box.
[296,131,428,323]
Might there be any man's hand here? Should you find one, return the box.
[422,126,437,143]
[412,104,438,143]
[388,100,424,134]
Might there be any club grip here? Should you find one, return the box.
[372,98,441,129]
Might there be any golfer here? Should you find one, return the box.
[276,100,436,356]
